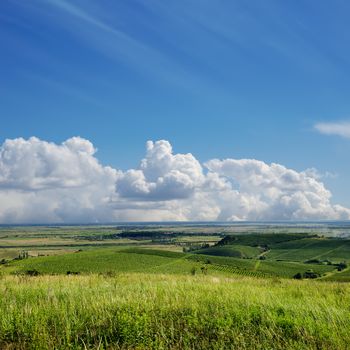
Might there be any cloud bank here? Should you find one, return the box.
[0,137,348,223]
[314,121,350,138]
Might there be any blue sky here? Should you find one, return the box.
[1,0,350,215]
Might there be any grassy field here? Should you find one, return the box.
[2,224,350,349]
[0,273,350,349]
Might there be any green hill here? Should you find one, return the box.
[194,244,262,258]
[5,248,199,275]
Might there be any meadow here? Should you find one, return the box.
[1,273,350,349]
[1,223,350,349]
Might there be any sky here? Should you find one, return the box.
[1,0,350,223]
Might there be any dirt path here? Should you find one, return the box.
[309,244,345,261]
[318,265,349,280]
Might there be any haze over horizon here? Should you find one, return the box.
[1,1,350,223]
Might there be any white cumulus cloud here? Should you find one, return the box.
[0,136,348,223]
[116,140,204,200]
[0,136,117,223]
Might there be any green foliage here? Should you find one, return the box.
[302,270,320,279]
[337,261,347,271]
[183,243,210,252]
[23,269,40,276]
[304,259,322,264]
[118,230,179,240]
[293,272,302,280]
[17,250,29,260]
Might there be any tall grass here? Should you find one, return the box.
[0,273,349,349]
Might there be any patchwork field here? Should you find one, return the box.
[2,224,350,280]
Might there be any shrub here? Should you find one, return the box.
[24,269,40,276]
[303,270,320,279]
[304,259,320,264]
[337,262,347,271]
[293,272,302,280]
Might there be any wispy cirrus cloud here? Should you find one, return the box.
[314,121,350,138]
[41,0,207,91]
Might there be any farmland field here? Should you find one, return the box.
[1,222,350,349]
[2,223,350,279]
